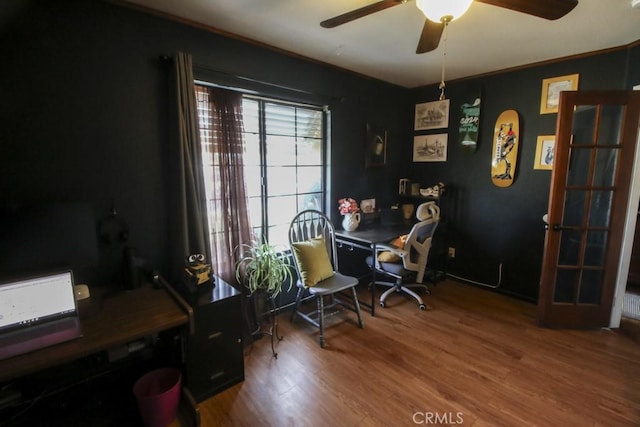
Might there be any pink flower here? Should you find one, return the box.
[338,198,360,215]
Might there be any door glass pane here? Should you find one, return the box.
[554,269,577,303]
[584,230,607,266]
[588,191,612,228]
[579,270,603,304]
[559,230,582,265]
[593,148,619,187]
[567,148,592,186]
[562,190,586,227]
[597,105,623,146]
[571,105,596,145]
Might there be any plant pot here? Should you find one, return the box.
[247,290,271,338]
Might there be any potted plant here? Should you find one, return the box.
[235,239,293,340]
[235,239,293,297]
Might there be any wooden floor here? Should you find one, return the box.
[195,280,640,426]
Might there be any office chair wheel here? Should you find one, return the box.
[419,304,426,310]
[380,301,386,308]
[425,289,431,295]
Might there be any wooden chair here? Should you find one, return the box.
[288,210,364,348]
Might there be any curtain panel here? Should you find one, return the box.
[195,85,252,284]
[174,52,211,267]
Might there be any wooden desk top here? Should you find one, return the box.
[0,284,190,382]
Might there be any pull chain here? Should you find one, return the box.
[439,20,449,101]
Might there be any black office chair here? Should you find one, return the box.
[288,210,364,348]
[366,202,440,310]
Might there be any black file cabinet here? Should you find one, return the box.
[183,278,244,402]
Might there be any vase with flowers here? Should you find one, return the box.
[338,198,361,231]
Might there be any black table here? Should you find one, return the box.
[336,224,411,316]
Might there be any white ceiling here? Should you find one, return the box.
[124,0,640,88]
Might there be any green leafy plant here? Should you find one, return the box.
[235,240,293,297]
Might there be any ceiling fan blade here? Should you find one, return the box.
[476,0,578,20]
[416,19,444,54]
[320,0,405,28]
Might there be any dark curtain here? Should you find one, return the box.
[196,85,256,345]
[173,52,211,269]
[195,85,252,284]
[173,54,255,344]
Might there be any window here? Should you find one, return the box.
[196,85,326,249]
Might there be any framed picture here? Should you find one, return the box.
[534,135,555,170]
[360,198,376,213]
[365,124,387,168]
[540,74,579,114]
[413,133,447,162]
[414,99,450,130]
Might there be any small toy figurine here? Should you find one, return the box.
[184,253,213,288]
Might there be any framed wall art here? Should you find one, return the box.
[540,73,579,114]
[365,123,387,168]
[534,135,555,170]
[360,198,376,213]
[414,99,450,131]
[413,134,447,162]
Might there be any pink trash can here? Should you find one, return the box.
[133,368,182,427]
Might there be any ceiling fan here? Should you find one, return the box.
[321,0,579,54]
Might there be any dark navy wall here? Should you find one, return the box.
[409,49,635,300]
[1,1,637,298]
[0,0,408,285]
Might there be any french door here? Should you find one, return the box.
[537,90,640,328]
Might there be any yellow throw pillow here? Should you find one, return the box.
[378,251,401,263]
[291,235,335,287]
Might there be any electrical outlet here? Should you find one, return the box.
[448,247,456,258]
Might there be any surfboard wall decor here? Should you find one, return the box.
[491,109,520,187]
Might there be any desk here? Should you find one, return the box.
[0,281,192,382]
[0,279,200,425]
[336,224,411,316]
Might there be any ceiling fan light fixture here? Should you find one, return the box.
[416,0,474,23]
